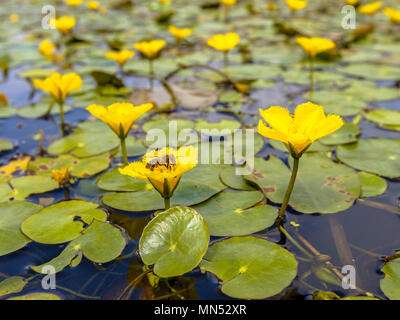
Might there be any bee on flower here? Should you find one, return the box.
[119,146,198,209]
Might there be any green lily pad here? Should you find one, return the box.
[344,82,400,102]
[31,220,126,273]
[195,119,241,135]
[21,200,107,244]
[337,139,400,178]
[0,201,42,256]
[380,254,400,300]
[18,68,56,78]
[0,106,17,118]
[364,109,400,127]
[194,191,277,236]
[142,118,195,133]
[358,172,387,198]
[103,165,226,211]
[140,206,209,278]
[7,175,59,200]
[219,166,256,190]
[246,153,360,214]
[282,69,347,87]
[0,139,13,152]
[8,292,62,300]
[200,236,298,299]
[47,131,120,158]
[224,64,281,80]
[16,103,72,118]
[338,64,400,81]
[319,123,360,145]
[96,168,152,192]
[0,276,27,298]
[28,153,111,178]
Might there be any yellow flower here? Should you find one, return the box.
[9,14,19,23]
[383,7,400,24]
[267,2,276,11]
[55,16,76,34]
[86,102,153,138]
[345,0,359,5]
[134,40,166,59]
[168,26,192,40]
[286,0,307,11]
[119,146,198,198]
[39,40,56,57]
[358,2,382,15]
[157,0,170,3]
[105,50,135,66]
[65,0,83,6]
[221,0,237,6]
[87,1,100,10]
[52,167,71,186]
[257,102,343,155]
[207,32,240,52]
[296,37,336,57]
[0,93,8,105]
[33,72,82,104]
[99,6,107,14]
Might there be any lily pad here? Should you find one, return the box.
[358,172,387,198]
[96,168,152,192]
[0,106,17,118]
[47,131,119,158]
[193,191,277,236]
[21,200,107,244]
[246,153,360,214]
[380,254,400,300]
[139,206,209,278]
[7,175,59,200]
[195,119,241,135]
[338,64,400,81]
[0,276,27,298]
[219,166,256,190]
[364,109,400,127]
[16,103,72,118]
[224,64,281,80]
[28,153,111,178]
[31,220,126,273]
[0,201,42,256]
[103,165,226,211]
[337,139,400,178]
[319,123,360,145]
[0,139,13,152]
[200,236,298,299]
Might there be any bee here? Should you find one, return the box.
[146,154,177,171]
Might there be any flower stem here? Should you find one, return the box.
[309,57,314,93]
[279,225,313,259]
[120,137,128,166]
[223,51,229,68]
[58,101,66,136]
[149,59,154,89]
[276,156,300,226]
[164,197,170,210]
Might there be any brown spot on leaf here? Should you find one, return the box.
[252,170,264,180]
[263,187,276,193]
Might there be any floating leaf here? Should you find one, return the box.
[0,201,42,256]
[193,191,277,236]
[47,131,119,158]
[337,139,400,178]
[0,276,27,298]
[0,107,16,118]
[195,119,241,135]
[96,168,152,192]
[31,220,126,273]
[9,175,59,200]
[0,139,13,152]
[224,64,281,80]
[28,153,111,178]
[338,64,400,81]
[319,123,360,145]
[380,255,400,300]
[103,165,226,211]
[21,200,107,244]
[139,206,209,278]
[200,236,297,299]
[358,172,387,198]
[364,109,400,127]
[219,166,256,191]
[246,153,360,214]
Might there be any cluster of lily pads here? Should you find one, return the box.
[0,0,400,301]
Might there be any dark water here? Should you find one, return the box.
[1,61,400,300]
